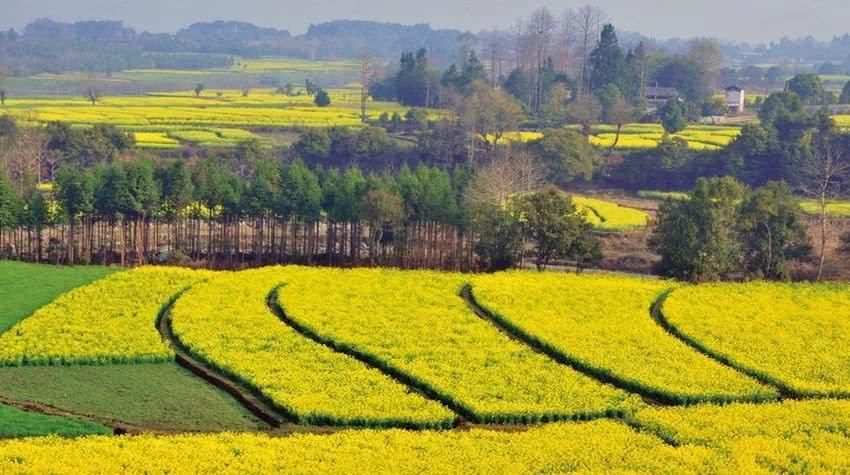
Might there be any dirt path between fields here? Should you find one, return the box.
[156,299,289,429]
[267,285,473,425]
[0,395,163,436]
[649,289,796,399]
[461,284,795,406]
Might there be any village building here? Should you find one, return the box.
[725,85,746,114]
[644,85,680,108]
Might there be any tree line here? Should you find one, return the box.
[0,143,600,273]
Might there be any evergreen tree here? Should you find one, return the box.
[396,48,429,106]
[660,99,688,134]
[589,24,628,93]
[0,174,21,230]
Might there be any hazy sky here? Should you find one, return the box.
[2,0,846,43]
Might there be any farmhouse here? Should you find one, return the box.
[725,85,746,114]
[644,85,680,107]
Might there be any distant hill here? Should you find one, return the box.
[0,18,464,75]
[303,20,462,63]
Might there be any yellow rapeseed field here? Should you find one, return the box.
[662,282,850,396]
[276,267,641,423]
[4,400,850,473]
[470,272,777,404]
[169,267,454,428]
[571,196,650,231]
[0,420,717,474]
[0,267,211,366]
[633,399,850,447]
[501,124,740,150]
[4,87,443,148]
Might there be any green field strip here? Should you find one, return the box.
[0,400,112,439]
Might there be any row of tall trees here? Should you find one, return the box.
[0,149,600,272]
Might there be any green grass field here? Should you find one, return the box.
[0,403,111,439]
[0,261,120,335]
[0,363,267,432]
[637,190,690,201]
[4,56,363,97]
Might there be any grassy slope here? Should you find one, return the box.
[0,404,111,439]
[0,363,268,432]
[0,261,120,335]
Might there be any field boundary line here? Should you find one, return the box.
[462,284,780,406]
[0,395,154,436]
[156,289,288,429]
[649,289,798,399]
[461,284,671,406]
[273,284,635,425]
[268,285,471,425]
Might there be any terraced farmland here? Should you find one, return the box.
[3,87,438,149]
[2,261,850,472]
[500,124,741,151]
[275,267,640,423]
[587,124,741,150]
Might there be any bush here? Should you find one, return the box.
[314,89,331,107]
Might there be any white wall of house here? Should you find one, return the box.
[726,88,745,112]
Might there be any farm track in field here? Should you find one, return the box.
[460,285,670,407]
[462,284,794,406]
[0,396,144,436]
[156,293,289,429]
[266,285,472,425]
[650,290,798,400]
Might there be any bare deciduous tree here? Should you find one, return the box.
[1,129,45,193]
[575,5,606,95]
[558,8,578,74]
[482,30,508,88]
[464,148,546,209]
[607,98,636,151]
[357,49,378,123]
[529,7,556,114]
[84,82,102,106]
[688,38,724,73]
[800,141,850,280]
[458,82,522,157]
[568,94,602,137]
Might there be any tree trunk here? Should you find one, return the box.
[817,198,827,281]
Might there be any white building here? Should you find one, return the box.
[725,86,745,114]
